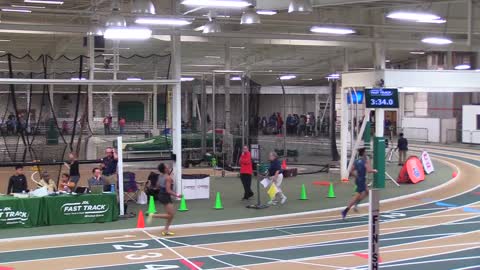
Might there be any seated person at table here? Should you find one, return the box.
[59,173,75,193]
[36,171,57,193]
[7,165,28,194]
[88,168,106,189]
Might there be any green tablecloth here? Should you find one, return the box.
[0,193,118,229]
[0,196,45,228]
[45,193,118,225]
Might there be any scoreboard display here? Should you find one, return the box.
[365,88,399,109]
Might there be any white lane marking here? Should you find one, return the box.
[295,231,480,264]
[208,256,250,270]
[163,238,342,269]
[104,235,137,240]
[377,255,480,269]
[342,244,480,270]
[142,230,202,270]
[451,265,480,270]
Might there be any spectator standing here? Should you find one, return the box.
[7,166,28,194]
[103,114,113,135]
[100,147,118,186]
[297,115,306,136]
[64,152,80,188]
[239,145,254,200]
[396,133,409,166]
[119,117,126,135]
[276,112,283,133]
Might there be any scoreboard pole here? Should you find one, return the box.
[369,108,386,270]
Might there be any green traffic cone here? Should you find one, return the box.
[178,196,189,212]
[214,192,224,210]
[299,184,308,200]
[327,183,336,198]
[147,196,157,214]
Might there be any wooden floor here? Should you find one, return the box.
[0,144,479,270]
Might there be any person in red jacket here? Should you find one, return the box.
[239,145,254,200]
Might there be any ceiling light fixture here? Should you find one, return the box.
[135,17,193,26]
[24,0,63,4]
[105,13,127,28]
[181,77,195,81]
[310,26,355,35]
[256,10,277,15]
[11,5,45,8]
[410,51,426,55]
[326,73,340,80]
[386,11,445,23]
[417,18,447,24]
[205,55,221,59]
[127,77,143,81]
[131,0,155,15]
[87,24,104,36]
[241,7,261,25]
[104,27,152,40]
[1,8,32,13]
[454,64,471,70]
[280,75,296,80]
[230,76,242,81]
[421,37,453,45]
[203,19,221,34]
[288,0,312,13]
[181,0,251,8]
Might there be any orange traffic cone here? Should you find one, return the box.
[281,159,287,170]
[137,210,145,229]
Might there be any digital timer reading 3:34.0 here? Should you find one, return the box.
[365,88,399,109]
[369,98,395,106]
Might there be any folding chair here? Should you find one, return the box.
[123,171,139,202]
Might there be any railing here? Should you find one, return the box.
[445,129,480,145]
[399,127,429,143]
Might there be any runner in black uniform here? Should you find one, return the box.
[148,163,182,236]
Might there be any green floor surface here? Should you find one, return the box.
[0,160,453,239]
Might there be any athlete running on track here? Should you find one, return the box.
[342,148,377,220]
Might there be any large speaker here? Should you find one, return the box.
[83,35,105,52]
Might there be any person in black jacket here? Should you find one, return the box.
[7,166,28,194]
[396,133,408,166]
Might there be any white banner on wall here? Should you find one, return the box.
[421,151,435,175]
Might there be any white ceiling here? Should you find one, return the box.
[0,0,478,85]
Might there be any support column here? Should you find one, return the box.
[108,91,113,116]
[152,84,159,135]
[446,51,453,70]
[340,48,350,180]
[224,42,232,164]
[171,35,182,193]
[88,35,94,127]
[200,74,207,154]
[315,94,320,136]
[369,16,386,270]
[340,86,349,179]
